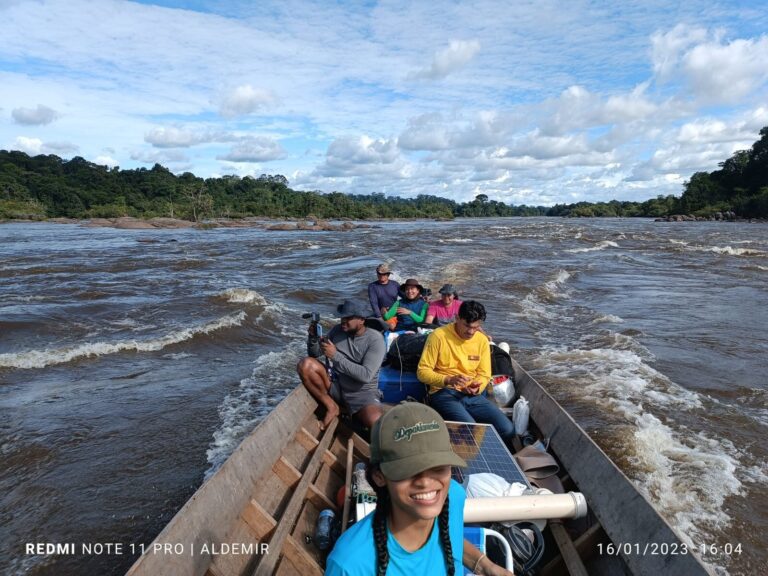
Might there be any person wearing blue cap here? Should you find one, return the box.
[425,284,462,326]
[297,300,386,430]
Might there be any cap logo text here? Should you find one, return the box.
[394,420,440,442]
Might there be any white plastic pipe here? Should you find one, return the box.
[464,493,588,523]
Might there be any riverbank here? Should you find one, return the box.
[0,216,382,231]
[654,212,767,223]
[2,214,766,230]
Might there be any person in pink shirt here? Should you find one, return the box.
[425,284,462,326]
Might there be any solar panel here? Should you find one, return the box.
[446,421,530,488]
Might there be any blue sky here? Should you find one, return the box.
[1,0,767,205]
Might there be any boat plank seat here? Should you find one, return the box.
[253,418,338,575]
[208,422,335,576]
[540,523,609,576]
[322,445,346,477]
[274,535,323,576]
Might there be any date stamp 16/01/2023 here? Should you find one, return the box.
[597,541,743,558]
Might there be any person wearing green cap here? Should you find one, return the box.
[325,403,513,576]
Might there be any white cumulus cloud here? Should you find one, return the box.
[145,126,229,148]
[683,36,768,103]
[8,137,79,155]
[315,135,402,177]
[408,39,481,80]
[218,85,275,118]
[131,149,189,164]
[652,25,768,103]
[11,104,59,125]
[398,113,452,150]
[93,154,118,167]
[217,137,285,162]
[12,136,43,154]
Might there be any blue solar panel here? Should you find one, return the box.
[446,421,530,488]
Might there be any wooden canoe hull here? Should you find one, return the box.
[126,384,351,576]
[127,362,714,576]
[511,359,713,576]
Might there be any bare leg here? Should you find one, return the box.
[355,404,383,429]
[297,357,339,430]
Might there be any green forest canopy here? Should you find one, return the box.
[2,127,767,220]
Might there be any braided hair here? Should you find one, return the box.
[367,466,456,576]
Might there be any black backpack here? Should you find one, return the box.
[491,344,513,376]
[386,333,429,372]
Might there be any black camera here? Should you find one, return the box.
[302,312,320,323]
[302,311,323,339]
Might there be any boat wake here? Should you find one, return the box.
[531,342,746,565]
[519,269,573,320]
[517,266,763,574]
[205,339,305,479]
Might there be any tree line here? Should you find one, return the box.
[1,126,766,221]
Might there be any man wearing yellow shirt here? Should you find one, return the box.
[417,301,515,444]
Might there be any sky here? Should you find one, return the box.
[1,0,768,206]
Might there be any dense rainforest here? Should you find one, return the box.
[1,127,766,221]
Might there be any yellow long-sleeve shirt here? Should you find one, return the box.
[416,324,492,394]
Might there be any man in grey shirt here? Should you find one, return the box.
[297,300,386,430]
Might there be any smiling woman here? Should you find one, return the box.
[325,403,512,576]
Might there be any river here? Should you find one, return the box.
[1,218,766,575]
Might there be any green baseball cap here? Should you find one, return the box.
[370,403,467,482]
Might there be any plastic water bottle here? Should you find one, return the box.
[314,509,335,550]
[513,396,530,436]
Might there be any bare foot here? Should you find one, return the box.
[319,403,340,430]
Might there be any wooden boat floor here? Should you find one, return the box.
[203,411,355,576]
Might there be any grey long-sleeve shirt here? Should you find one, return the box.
[308,325,385,393]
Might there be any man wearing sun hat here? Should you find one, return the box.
[368,262,400,318]
[297,299,386,430]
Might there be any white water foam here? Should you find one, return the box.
[590,314,624,324]
[205,339,305,478]
[565,240,619,253]
[16,295,48,302]
[438,238,473,244]
[220,288,268,305]
[0,312,247,369]
[688,245,766,257]
[520,269,573,320]
[534,344,747,558]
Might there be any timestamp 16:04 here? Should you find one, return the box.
[597,542,743,556]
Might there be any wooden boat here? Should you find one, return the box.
[126,360,714,576]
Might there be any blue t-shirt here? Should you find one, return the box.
[325,479,465,575]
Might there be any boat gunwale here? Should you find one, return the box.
[126,385,315,576]
[512,358,714,576]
